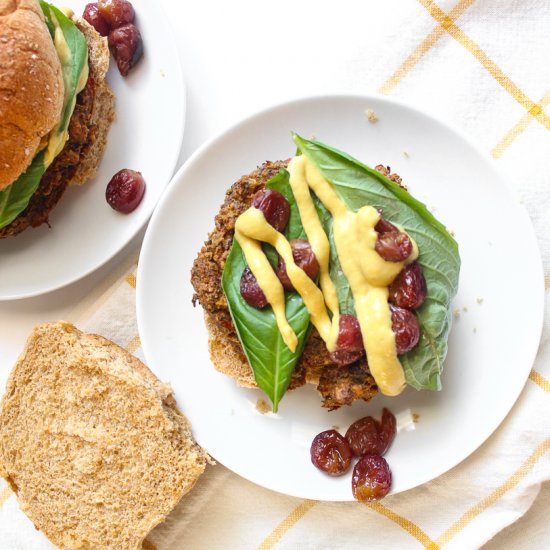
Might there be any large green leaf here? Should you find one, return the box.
[40,1,89,135]
[313,197,356,315]
[0,153,46,228]
[294,133,460,390]
[0,2,88,229]
[221,170,310,412]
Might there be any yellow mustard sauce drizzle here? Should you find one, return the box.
[235,208,332,352]
[234,154,418,396]
[287,156,340,351]
[44,13,89,167]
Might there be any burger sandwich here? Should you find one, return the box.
[0,0,115,238]
[192,134,460,412]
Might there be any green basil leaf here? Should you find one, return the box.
[221,169,310,412]
[294,133,460,391]
[268,170,307,241]
[0,3,87,229]
[313,197,356,315]
[40,1,88,133]
[0,153,46,228]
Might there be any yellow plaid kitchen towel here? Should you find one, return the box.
[2,252,548,549]
[2,0,550,547]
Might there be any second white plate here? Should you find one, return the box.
[137,94,544,501]
[0,0,185,300]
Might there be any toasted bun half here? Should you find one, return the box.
[0,322,208,550]
[70,16,115,187]
[0,0,64,190]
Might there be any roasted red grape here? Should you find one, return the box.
[378,408,397,455]
[98,0,135,28]
[345,416,381,456]
[375,230,412,262]
[83,3,110,36]
[252,189,290,233]
[240,267,268,309]
[108,23,143,77]
[352,455,392,502]
[329,314,365,366]
[389,261,427,309]
[390,304,420,354]
[310,430,353,476]
[345,408,396,457]
[374,215,413,262]
[276,239,320,291]
[374,216,398,234]
[336,314,364,351]
[105,169,145,213]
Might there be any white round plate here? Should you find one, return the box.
[0,0,184,300]
[137,94,544,501]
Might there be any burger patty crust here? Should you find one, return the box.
[191,161,380,409]
[0,69,97,239]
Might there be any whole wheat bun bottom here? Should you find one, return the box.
[0,322,208,550]
[70,16,115,187]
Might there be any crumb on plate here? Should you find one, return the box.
[255,399,271,414]
[365,108,378,123]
